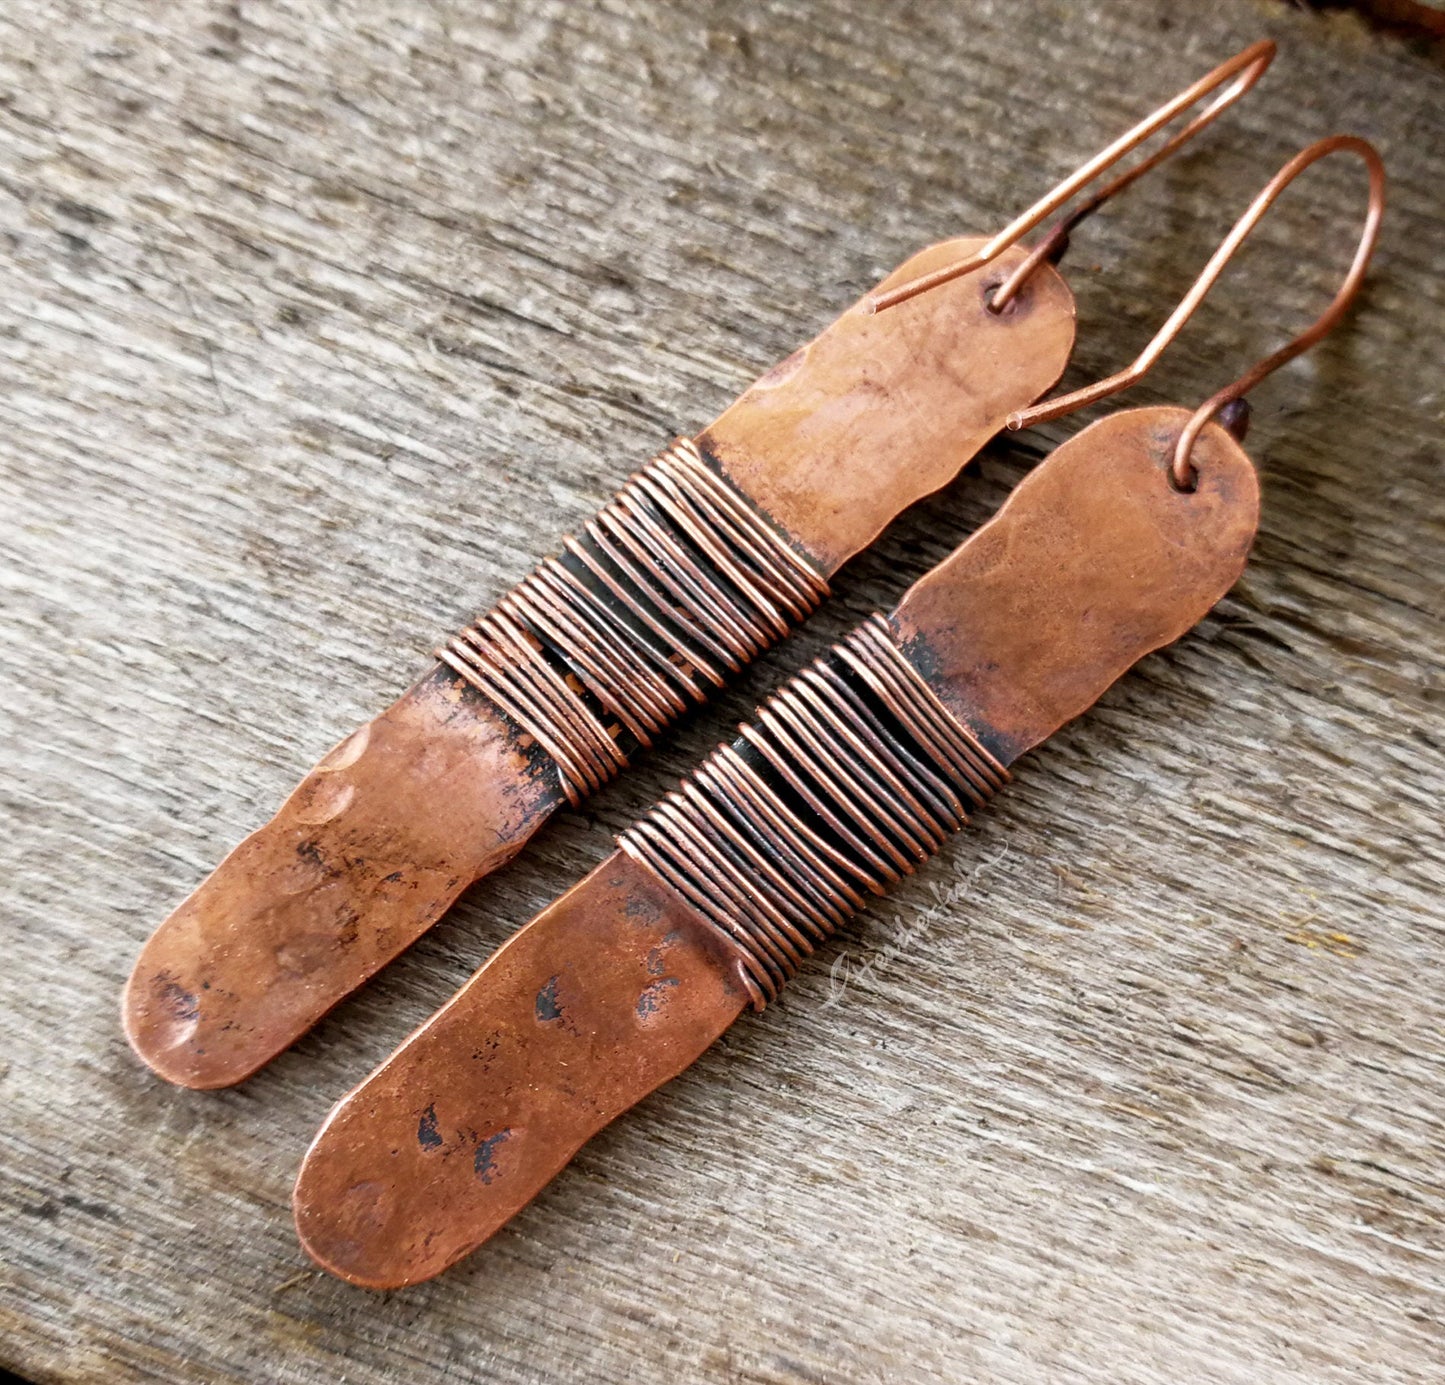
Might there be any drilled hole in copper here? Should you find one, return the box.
[982,277,1018,316]
[1168,447,1200,495]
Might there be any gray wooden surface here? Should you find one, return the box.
[2,2,1442,1381]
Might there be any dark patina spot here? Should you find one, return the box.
[623,893,662,923]
[535,975,564,1023]
[156,976,199,1022]
[474,1129,512,1184]
[295,839,330,872]
[336,905,361,947]
[417,1104,444,1152]
[636,976,680,1018]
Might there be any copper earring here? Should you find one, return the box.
[289,134,1385,1289]
[123,42,1274,1090]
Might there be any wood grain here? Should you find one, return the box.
[0,1,1441,1382]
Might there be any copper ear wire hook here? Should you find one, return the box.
[1169,137,1385,488]
[1005,134,1386,489]
[867,39,1276,316]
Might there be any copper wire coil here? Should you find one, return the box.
[618,615,1008,1008]
[438,439,829,806]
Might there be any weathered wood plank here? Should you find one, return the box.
[1,1,1441,1382]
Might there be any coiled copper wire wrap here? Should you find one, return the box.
[438,439,829,806]
[618,614,1008,1008]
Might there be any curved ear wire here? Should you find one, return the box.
[1169,137,1385,487]
[1005,134,1386,489]
[867,39,1276,314]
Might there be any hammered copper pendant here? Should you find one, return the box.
[122,43,1279,1089]
[122,240,1075,1091]
[291,130,1384,1289]
[291,405,1261,1288]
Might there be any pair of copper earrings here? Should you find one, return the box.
[122,40,1385,1288]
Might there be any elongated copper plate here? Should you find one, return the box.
[123,670,562,1088]
[125,241,1075,1089]
[294,406,1259,1287]
[294,853,750,1289]
[890,405,1260,762]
